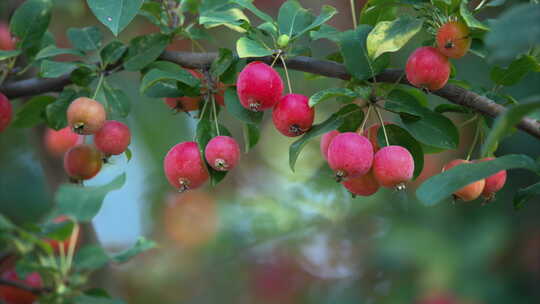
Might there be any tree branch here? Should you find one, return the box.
[1,51,539,139]
[0,277,52,295]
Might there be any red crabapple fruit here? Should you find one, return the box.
[327,132,374,181]
[272,93,315,137]
[45,216,80,253]
[406,46,450,91]
[237,61,283,111]
[372,145,414,190]
[320,130,339,160]
[477,157,507,200]
[342,170,380,196]
[443,159,485,201]
[44,127,83,157]
[164,141,209,192]
[0,93,12,133]
[67,97,106,135]
[436,20,471,59]
[363,123,392,152]
[94,120,131,156]
[0,23,15,51]
[63,144,102,180]
[204,136,241,171]
[0,269,43,304]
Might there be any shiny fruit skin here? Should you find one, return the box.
[327,132,374,180]
[63,144,103,180]
[443,159,485,201]
[272,94,315,137]
[0,23,15,51]
[436,20,471,59]
[204,136,241,171]
[94,120,131,155]
[320,130,340,161]
[67,97,106,135]
[477,157,507,198]
[0,93,12,133]
[164,141,209,192]
[373,145,415,188]
[0,269,43,304]
[342,170,380,196]
[406,46,450,91]
[46,216,80,253]
[237,61,284,111]
[44,127,83,157]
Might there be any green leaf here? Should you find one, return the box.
[35,46,84,60]
[54,174,127,222]
[257,22,278,37]
[40,60,78,78]
[514,181,540,210]
[339,25,389,81]
[211,48,234,78]
[224,87,263,124]
[434,104,470,114]
[481,101,540,156]
[230,0,274,24]
[12,96,55,128]
[140,67,200,97]
[111,237,157,263]
[72,295,124,304]
[0,50,21,61]
[0,214,15,230]
[295,5,337,39]
[67,27,103,52]
[41,220,74,241]
[71,66,97,87]
[199,8,250,32]
[359,0,399,27]
[243,123,260,153]
[103,83,130,118]
[367,16,423,59]
[195,118,232,186]
[100,41,127,66]
[308,88,358,107]
[9,0,52,50]
[277,0,314,37]
[45,89,77,130]
[125,148,132,162]
[459,0,489,31]
[485,3,540,63]
[310,24,340,42]
[123,33,170,71]
[417,154,537,206]
[74,245,110,271]
[86,0,145,36]
[490,55,540,86]
[236,37,273,58]
[376,124,424,179]
[289,104,363,171]
[385,90,459,149]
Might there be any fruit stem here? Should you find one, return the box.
[458,115,477,128]
[270,50,282,68]
[466,119,481,161]
[359,105,372,133]
[279,55,293,94]
[65,222,79,273]
[92,73,105,100]
[350,0,358,29]
[474,0,488,11]
[374,106,389,147]
[211,94,220,136]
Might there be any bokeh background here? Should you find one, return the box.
[1,0,540,303]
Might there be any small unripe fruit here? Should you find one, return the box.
[406,46,450,91]
[443,159,485,201]
[45,216,80,253]
[237,61,284,111]
[204,136,241,171]
[477,157,507,199]
[67,97,106,135]
[277,34,290,48]
[0,269,43,304]
[436,20,471,59]
[94,120,131,156]
[320,130,340,160]
[164,141,209,192]
[44,127,84,157]
[327,132,374,181]
[0,93,12,133]
[63,144,102,180]
[363,123,392,152]
[373,145,414,189]
[342,170,380,196]
[0,23,15,51]
[272,93,315,137]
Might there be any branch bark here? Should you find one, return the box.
[1,51,539,139]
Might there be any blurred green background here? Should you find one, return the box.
[1,0,540,303]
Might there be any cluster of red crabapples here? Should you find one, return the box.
[406,18,472,91]
[321,124,415,197]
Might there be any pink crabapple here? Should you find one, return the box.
[372,145,415,190]
[476,157,507,200]
[443,159,485,201]
[44,127,84,157]
[272,93,315,137]
[204,136,241,171]
[94,120,131,156]
[342,170,380,196]
[164,141,209,192]
[406,46,450,91]
[63,144,103,181]
[436,20,471,59]
[327,132,374,181]
[237,61,284,111]
[320,130,340,160]
[67,97,106,135]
